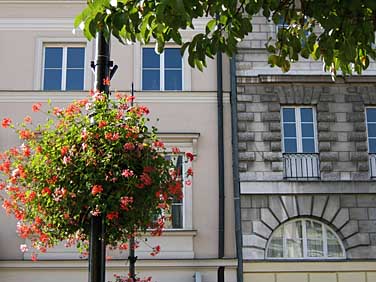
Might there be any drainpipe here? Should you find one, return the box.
[217,50,225,282]
[230,57,243,282]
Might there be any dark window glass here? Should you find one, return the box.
[142,70,160,90]
[43,69,62,90]
[283,124,297,137]
[301,108,313,122]
[143,48,160,68]
[283,108,295,122]
[165,70,182,90]
[165,48,182,68]
[44,47,62,68]
[367,108,376,122]
[369,139,376,153]
[66,69,84,90]
[302,124,314,137]
[284,139,297,153]
[67,47,85,68]
[368,124,376,137]
[302,138,315,153]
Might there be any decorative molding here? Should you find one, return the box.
[0,91,231,103]
[240,181,376,194]
[0,18,77,31]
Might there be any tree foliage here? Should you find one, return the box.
[75,0,376,74]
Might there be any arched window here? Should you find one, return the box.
[266,218,345,259]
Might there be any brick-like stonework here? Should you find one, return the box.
[241,194,376,260]
[237,81,376,181]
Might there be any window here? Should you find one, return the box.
[266,219,346,259]
[142,48,182,91]
[43,45,85,90]
[281,107,320,179]
[366,108,376,177]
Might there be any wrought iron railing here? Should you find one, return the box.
[283,153,320,180]
[370,154,376,179]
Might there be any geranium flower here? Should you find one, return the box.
[2,118,12,128]
[32,103,42,112]
[91,184,103,196]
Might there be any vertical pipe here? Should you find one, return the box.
[230,57,243,282]
[89,31,110,282]
[217,51,225,259]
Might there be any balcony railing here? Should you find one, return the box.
[283,153,320,180]
[370,154,376,179]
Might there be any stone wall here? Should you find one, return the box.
[241,194,376,260]
[237,79,376,181]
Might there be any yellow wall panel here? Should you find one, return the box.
[337,273,366,282]
[244,273,275,282]
[276,273,308,282]
[309,273,337,282]
[366,272,376,281]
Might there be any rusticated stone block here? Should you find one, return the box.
[345,233,370,248]
[239,162,247,172]
[351,172,370,180]
[357,195,376,207]
[317,112,336,122]
[356,142,368,152]
[263,152,282,161]
[349,132,367,142]
[270,142,281,152]
[269,196,288,223]
[319,142,331,152]
[238,122,246,132]
[320,162,333,172]
[241,208,260,221]
[340,195,356,207]
[261,112,280,122]
[243,234,267,249]
[296,195,312,216]
[269,122,281,132]
[238,132,255,142]
[319,94,335,102]
[317,122,330,131]
[340,220,359,238]
[251,195,269,208]
[260,94,278,102]
[239,152,256,161]
[262,132,281,141]
[353,103,365,112]
[241,196,252,208]
[280,195,298,218]
[354,122,367,132]
[317,103,329,112]
[268,103,280,112]
[321,172,340,180]
[319,132,338,141]
[358,161,369,172]
[312,195,328,218]
[349,208,368,220]
[260,208,279,229]
[332,208,350,230]
[345,93,363,102]
[238,94,253,102]
[271,162,283,172]
[252,221,272,239]
[238,142,247,151]
[238,112,254,121]
[322,195,340,223]
[350,152,369,161]
[359,221,376,233]
[347,112,365,122]
[237,103,246,112]
[320,152,339,162]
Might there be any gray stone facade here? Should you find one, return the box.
[237,79,376,261]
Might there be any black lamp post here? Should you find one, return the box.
[88,31,110,282]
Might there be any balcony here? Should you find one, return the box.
[283,153,320,180]
[370,154,376,179]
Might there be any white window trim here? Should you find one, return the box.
[281,106,318,153]
[34,37,93,91]
[133,42,191,91]
[266,218,346,260]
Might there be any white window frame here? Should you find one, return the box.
[141,47,184,91]
[133,42,191,91]
[281,106,318,153]
[34,38,93,91]
[366,107,376,153]
[266,218,346,260]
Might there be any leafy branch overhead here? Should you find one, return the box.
[76,0,376,75]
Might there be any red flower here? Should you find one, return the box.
[185,152,194,162]
[106,211,119,220]
[122,169,134,178]
[123,142,135,151]
[91,184,103,196]
[60,146,69,156]
[32,103,42,112]
[19,130,32,140]
[42,187,51,195]
[103,76,110,86]
[140,173,152,186]
[120,196,133,210]
[187,167,193,176]
[98,120,107,128]
[171,147,180,154]
[2,118,12,128]
[24,116,32,123]
[153,140,164,148]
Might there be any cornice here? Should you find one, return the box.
[0,18,75,30]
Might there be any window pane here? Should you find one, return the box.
[44,47,62,68]
[302,124,314,137]
[171,204,183,228]
[283,108,295,122]
[67,47,85,68]
[306,221,324,257]
[66,69,84,90]
[283,124,296,137]
[284,139,297,153]
[302,138,315,153]
[43,69,62,90]
[143,48,160,68]
[368,124,376,137]
[301,108,313,122]
[369,139,376,153]
[367,109,376,122]
[142,70,160,90]
[165,70,182,90]
[327,229,344,257]
[267,228,283,258]
[285,221,303,258]
[165,48,182,68]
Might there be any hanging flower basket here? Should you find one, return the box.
[0,91,193,259]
